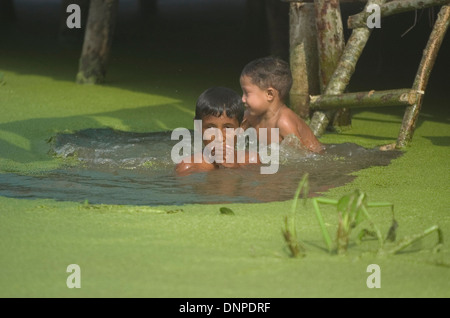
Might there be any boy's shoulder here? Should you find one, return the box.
[242,106,306,132]
[276,106,325,153]
[176,155,216,176]
[276,106,305,130]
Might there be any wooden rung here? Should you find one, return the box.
[309,89,420,110]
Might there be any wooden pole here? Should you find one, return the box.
[309,0,387,137]
[289,1,320,119]
[310,88,419,110]
[76,0,118,84]
[312,0,352,132]
[396,5,450,148]
[314,0,345,92]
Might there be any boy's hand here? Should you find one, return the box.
[221,143,239,168]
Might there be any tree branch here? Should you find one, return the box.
[396,4,450,148]
[348,0,450,29]
[309,0,387,137]
[310,89,419,110]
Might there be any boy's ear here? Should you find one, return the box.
[266,87,276,101]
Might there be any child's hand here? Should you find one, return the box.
[221,143,239,168]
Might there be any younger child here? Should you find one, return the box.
[240,56,324,153]
[175,87,260,176]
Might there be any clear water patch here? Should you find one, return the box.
[0,128,402,205]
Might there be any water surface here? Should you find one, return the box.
[0,128,402,205]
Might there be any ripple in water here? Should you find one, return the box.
[0,128,402,205]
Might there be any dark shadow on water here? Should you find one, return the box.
[301,240,331,254]
[422,136,450,147]
[335,134,398,142]
[351,116,403,125]
[0,103,193,164]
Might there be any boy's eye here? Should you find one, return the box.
[205,126,221,132]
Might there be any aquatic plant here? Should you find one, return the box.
[282,174,308,258]
[284,174,443,257]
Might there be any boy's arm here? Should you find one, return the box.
[175,155,216,176]
[277,115,324,153]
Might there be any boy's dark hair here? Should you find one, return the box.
[195,87,244,123]
[241,56,293,102]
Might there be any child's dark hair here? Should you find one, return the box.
[241,56,293,102]
[195,87,244,123]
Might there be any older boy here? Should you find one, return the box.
[240,57,324,153]
[175,87,260,176]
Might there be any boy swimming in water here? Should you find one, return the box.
[175,87,260,176]
[240,56,324,153]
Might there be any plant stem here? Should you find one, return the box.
[385,225,443,255]
[312,198,335,252]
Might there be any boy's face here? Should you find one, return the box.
[240,75,271,116]
[201,112,240,148]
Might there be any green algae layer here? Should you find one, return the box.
[1,66,449,298]
[1,14,450,296]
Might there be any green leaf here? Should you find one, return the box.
[220,207,235,215]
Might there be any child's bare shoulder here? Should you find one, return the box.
[176,155,216,176]
[277,106,324,153]
[276,106,306,132]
